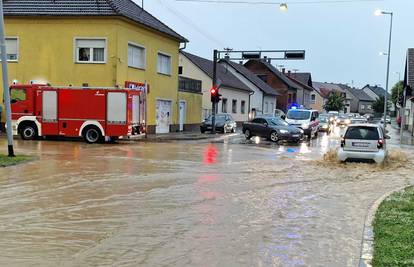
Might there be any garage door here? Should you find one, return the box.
[156,100,171,134]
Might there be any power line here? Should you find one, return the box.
[154,0,226,47]
[175,0,383,5]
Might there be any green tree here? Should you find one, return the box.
[372,96,391,113]
[391,81,404,105]
[323,92,345,112]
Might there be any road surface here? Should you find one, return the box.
[0,127,412,267]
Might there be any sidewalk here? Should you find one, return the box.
[389,123,414,146]
[123,131,239,142]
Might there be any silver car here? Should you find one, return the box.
[337,124,389,163]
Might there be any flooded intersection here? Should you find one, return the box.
[0,130,413,267]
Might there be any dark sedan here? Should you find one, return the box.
[200,114,237,133]
[242,117,304,143]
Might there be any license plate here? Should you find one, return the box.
[352,142,369,147]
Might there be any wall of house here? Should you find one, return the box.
[263,95,277,115]
[345,92,359,113]
[178,91,202,131]
[358,101,374,114]
[221,62,265,114]
[3,17,183,134]
[115,19,181,133]
[244,61,291,112]
[179,54,212,119]
[310,92,324,111]
[217,87,250,123]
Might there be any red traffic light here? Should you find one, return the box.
[210,87,217,95]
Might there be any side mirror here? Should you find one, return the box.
[264,122,268,127]
[11,99,17,104]
[281,115,286,120]
[385,135,391,140]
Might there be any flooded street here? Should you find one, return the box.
[0,127,413,267]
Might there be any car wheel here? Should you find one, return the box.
[83,126,102,144]
[270,131,279,142]
[244,129,252,140]
[20,124,38,140]
[201,128,206,133]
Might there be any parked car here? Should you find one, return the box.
[337,124,389,163]
[318,114,333,134]
[350,116,368,124]
[380,115,391,124]
[285,109,319,139]
[242,117,304,143]
[200,114,236,133]
[336,114,351,127]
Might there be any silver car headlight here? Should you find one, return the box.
[301,123,310,129]
[279,129,289,134]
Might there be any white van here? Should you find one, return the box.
[285,109,319,139]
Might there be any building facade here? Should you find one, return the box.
[221,60,279,118]
[1,0,191,134]
[179,52,252,123]
[244,60,305,112]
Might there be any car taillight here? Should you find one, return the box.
[377,139,384,149]
[341,137,345,147]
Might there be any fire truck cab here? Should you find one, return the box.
[10,84,142,143]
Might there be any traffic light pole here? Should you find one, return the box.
[0,1,15,157]
[211,49,218,134]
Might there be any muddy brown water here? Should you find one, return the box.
[0,132,413,267]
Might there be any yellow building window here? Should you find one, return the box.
[128,43,146,69]
[1,37,18,62]
[157,52,171,75]
[75,38,106,63]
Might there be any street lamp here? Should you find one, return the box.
[375,9,393,131]
[279,3,288,11]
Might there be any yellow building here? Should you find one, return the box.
[1,0,201,134]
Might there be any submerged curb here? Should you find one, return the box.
[358,185,409,267]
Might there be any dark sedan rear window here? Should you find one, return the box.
[345,126,379,140]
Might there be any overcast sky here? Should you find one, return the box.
[140,0,411,88]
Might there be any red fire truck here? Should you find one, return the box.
[10,84,143,143]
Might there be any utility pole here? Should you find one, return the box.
[0,1,15,157]
[211,49,218,134]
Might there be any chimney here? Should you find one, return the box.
[239,61,243,65]
[287,70,291,77]
[282,68,286,74]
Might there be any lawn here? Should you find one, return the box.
[0,155,32,167]
[372,186,414,267]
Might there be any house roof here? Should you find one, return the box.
[286,75,313,92]
[222,60,280,96]
[362,84,390,98]
[3,0,187,42]
[341,85,375,102]
[245,60,301,90]
[312,82,344,98]
[289,72,312,87]
[181,51,252,93]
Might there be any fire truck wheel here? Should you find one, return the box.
[20,123,38,140]
[83,126,103,144]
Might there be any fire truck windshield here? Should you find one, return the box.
[10,88,26,103]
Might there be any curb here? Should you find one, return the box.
[358,185,410,267]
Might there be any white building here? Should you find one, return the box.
[179,52,253,123]
[220,60,279,118]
